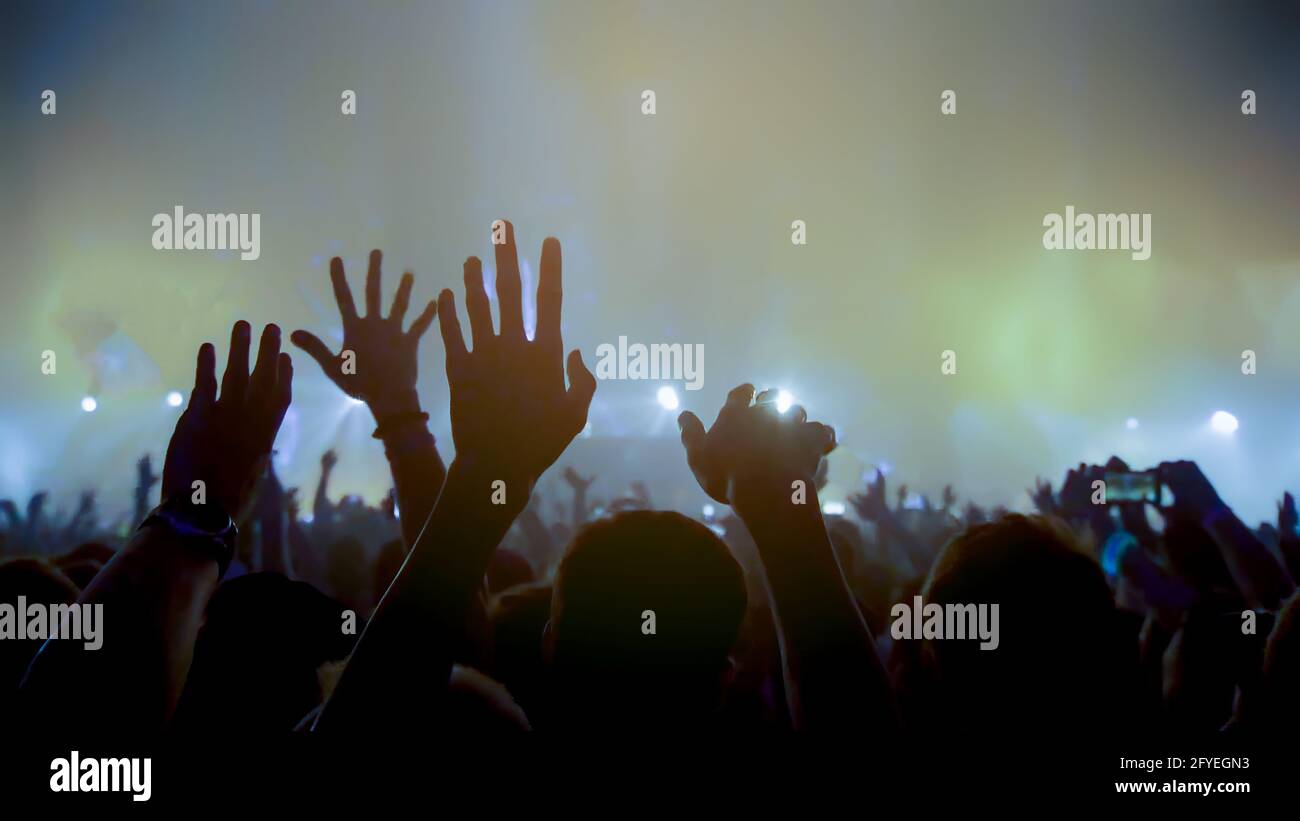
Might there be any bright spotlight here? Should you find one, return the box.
[166,391,184,407]
[775,390,794,414]
[347,396,366,406]
[701,503,716,519]
[657,386,679,411]
[1125,417,1139,430]
[1210,410,1238,435]
[822,501,846,516]
[80,396,98,413]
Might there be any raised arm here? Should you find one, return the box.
[314,221,595,733]
[678,386,899,733]
[292,251,444,551]
[15,322,291,733]
[1160,460,1295,610]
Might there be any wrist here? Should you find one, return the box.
[730,473,816,519]
[368,389,421,420]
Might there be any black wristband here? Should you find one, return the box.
[140,499,238,578]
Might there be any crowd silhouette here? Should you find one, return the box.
[3,222,1298,749]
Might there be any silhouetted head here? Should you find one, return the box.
[913,514,1134,736]
[175,572,360,732]
[546,511,746,729]
[326,536,369,612]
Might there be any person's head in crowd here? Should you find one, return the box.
[911,514,1139,736]
[174,572,361,732]
[545,510,747,729]
[326,536,370,613]
[0,558,80,689]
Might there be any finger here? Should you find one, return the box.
[463,256,494,351]
[408,299,438,341]
[365,249,383,317]
[536,236,562,351]
[249,324,282,406]
[678,410,713,481]
[678,410,707,454]
[221,320,252,406]
[715,383,755,426]
[436,289,468,368]
[190,342,217,410]
[271,352,293,438]
[787,404,808,424]
[802,422,837,456]
[565,349,597,423]
[494,220,525,344]
[329,257,358,322]
[289,330,339,376]
[390,271,414,326]
[755,388,776,405]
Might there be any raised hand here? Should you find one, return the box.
[678,386,898,733]
[849,469,890,522]
[321,448,338,473]
[1279,492,1298,537]
[435,221,596,495]
[136,455,160,491]
[1030,477,1056,514]
[562,466,596,492]
[1158,460,1224,516]
[162,321,293,517]
[677,384,835,515]
[291,250,438,419]
[941,484,957,513]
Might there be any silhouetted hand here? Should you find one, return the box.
[1059,463,1104,520]
[321,449,338,473]
[292,250,438,418]
[162,322,293,516]
[1159,460,1224,516]
[436,221,596,493]
[1279,492,1298,537]
[562,466,596,492]
[848,469,890,522]
[1030,477,1056,514]
[677,383,835,514]
[285,488,301,521]
[941,484,956,513]
[136,455,159,492]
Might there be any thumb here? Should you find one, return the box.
[290,331,339,380]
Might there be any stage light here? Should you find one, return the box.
[348,396,365,406]
[775,390,794,414]
[702,503,715,518]
[822,501,846,515]
[166,391,184,407]
[1126,417,1139,430]
[80,396,98,413]
[657,386,680,410]
[1210,410,1238,435]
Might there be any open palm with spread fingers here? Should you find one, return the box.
[436,220,596,494]
[291,250,438,417]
